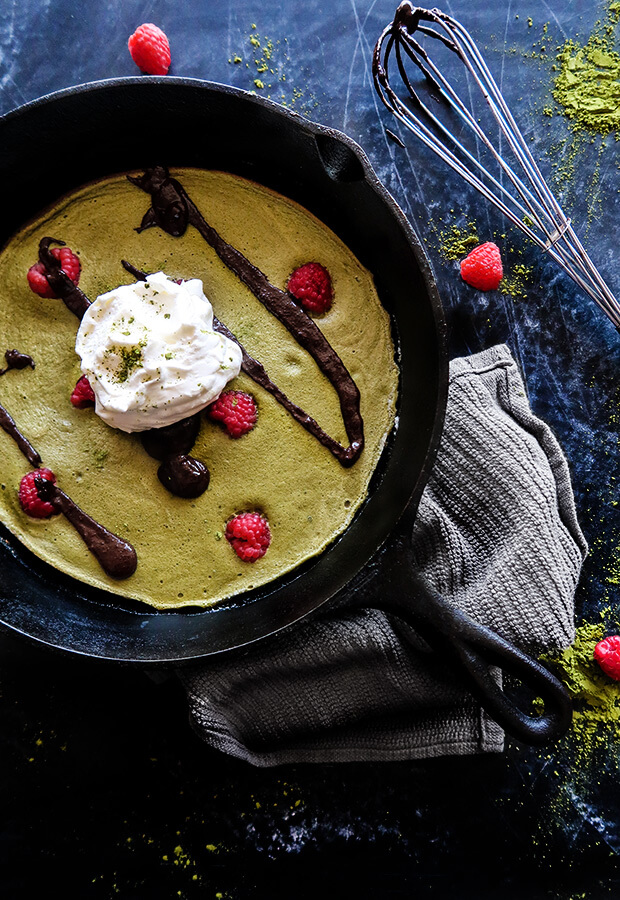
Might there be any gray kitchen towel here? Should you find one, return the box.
[179,344,588,765]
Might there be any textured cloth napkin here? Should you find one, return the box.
[179,345,588,765]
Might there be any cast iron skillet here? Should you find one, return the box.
[0,78,570,744]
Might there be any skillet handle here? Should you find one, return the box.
[369,575,572,745]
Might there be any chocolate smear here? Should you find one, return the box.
[35,477,137,579]
[0,350,35,375]
[141,414,202,461]
[0,397,137,578]
[0,402,41,467]
[122,259,361,465]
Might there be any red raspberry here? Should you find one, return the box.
[225,512,271,562]
[18,468,59,519]
[27,247,81,299]
[207,390,257,438]
[460,242,503,291]
[594,635,620,681]
[128,23,171,75]
[287,262,333,315]
[70,375,96,409]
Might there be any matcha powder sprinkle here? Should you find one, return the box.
[109,344,144,383]
[546,622,620,760]
[553,6,620,134]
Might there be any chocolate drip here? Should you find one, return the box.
[129,167,364,467]
[0,402,41,467]
[0,399,138,578]
[157,453,210,498]
[141,414,202,460]
[127,170,189,237]
[38,238,91,320]
[142,415,210,499]
[0,349,35,375]
[35,477,137,580]
[121,259,148,282]
[212,319,360,462]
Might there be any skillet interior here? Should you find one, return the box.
[0,77,447,662]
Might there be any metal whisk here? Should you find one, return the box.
[373,3,620,334]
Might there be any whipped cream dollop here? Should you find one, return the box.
[75,272,242,432]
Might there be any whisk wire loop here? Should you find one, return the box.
[373,3,620,332]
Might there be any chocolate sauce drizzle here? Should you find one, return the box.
[0,395,137,578]
[35,476,137,579]
[0,402,41,467]
[0,352,40,465]
[37,238,91,319]
[128,166,364,467]
[124,260,360,468]
[0,349,35,376]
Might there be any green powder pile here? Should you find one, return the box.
[529,619,620,852]
[553,38,620,133]
[552,1,620,134]
[546,622,620,760]
[535,2,620,224]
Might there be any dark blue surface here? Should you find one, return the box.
[0,1,618,897]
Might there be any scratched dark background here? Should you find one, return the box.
[0,1,618,897]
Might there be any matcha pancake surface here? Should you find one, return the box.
[0,170,398,609]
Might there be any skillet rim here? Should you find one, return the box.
[0,77,448,662]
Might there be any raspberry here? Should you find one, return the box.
[128,23,171,75]
[287,262,333,315]
[225,512,271,562]
[27,247,81,299]
[207,391,257,438]
[70,375,96,409]
[460,242,503,291]
[594,635,620,681]
[18,468,59,519]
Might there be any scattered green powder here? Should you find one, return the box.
[92,448,108,470]
[499,261,534,300]
[437,221,479,260]
[172,845,193,869]
[609,544,620,586]
[435,219,533,299]
[228,26,316,112]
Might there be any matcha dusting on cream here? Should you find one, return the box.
[75,271,242,433]
[107,342,145,383]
